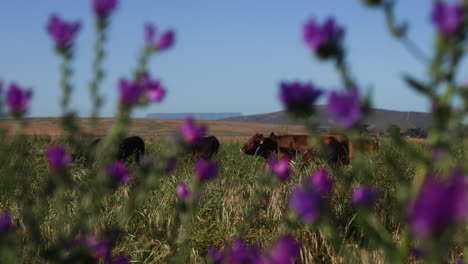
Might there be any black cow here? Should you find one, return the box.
[75,136,145,163]
[187,136,220,159]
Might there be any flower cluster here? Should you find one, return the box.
[279,81,322,117]
[267,156,291,182]
[70,233,129,263]
[118,72,166,106]
[310,167,335,196]
[4,82,32,115]
[176,181,193,199]
[327,87,362,128]
[351,186,378,208]
[144,23,175,51]
[303,17,344,59]
[209,235,300,263]
[0,210,14,233]
[180,117,207,144]
[407,168,468,239]
[46,144,72,172]
[195,158,218,181]
[47,14,81,50]
[93,0,118,18]
[432,1,464,36]
[106,161,131,184]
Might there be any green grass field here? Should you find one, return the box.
[0,135,464,263]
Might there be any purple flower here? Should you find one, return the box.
[0,210,14,232]
[47,14,81,49]
[146,79,166,102]
[93,0,117,18]
[6,83,32,114]
[71,234,110,259]
[181,117,206,144]
[144,23,156,42]
[432,2,463,36]
[224,238,261,263]
[351,186,378,208]
[195,158,218,181]
[118,78,143,105]
[310,167,334,196]
[138,73,167,103]
[208,247,225,262]
[432,147,445,161]
[327,87,362,128]
[176,181,192,199]
[165,157,177,173]
[408,169,468,238]
[155,30,175,50]
[264,234,301,264]
[279,81,322,116]
[46,145,72,171]
[409,247,423,260]
[267,157,291,182]
[303,17,344,57]
[106,161,131,184]
[289,186,321,224]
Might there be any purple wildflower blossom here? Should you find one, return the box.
[351,186,378,208]
[47,14,81,49]
[208,247,225,262]
[310,167,334,196]
[46,145,72,171]
[146,79,166,102]
[289,186,321,224]
[432,147,445,161]
[0,210,14,232]
[327,87,362,128]
[181,117,206,144]
[155,30,175,50]
[224,238,261,263]
[118,78,143,105]
[144,23,156,43]
[279,81,322,116]
[432,2,463,36]
[165,157,177,174]
[106,161,131,184]
[409,247,423,260]
[265,234,301,264]
[6,83,32,114]
[93,0,117,18]
[195,158,218,181]
[267,157,291,182]
[408,168,468,238]
[303,17,344,57]
[176,182,192,199]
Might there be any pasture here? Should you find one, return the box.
[0,124,464,263]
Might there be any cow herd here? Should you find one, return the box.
[73,132,378,168]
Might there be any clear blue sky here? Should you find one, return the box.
[0,1,461,117]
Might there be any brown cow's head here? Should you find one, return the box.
[240,133,279,159]
[240,133,264,154]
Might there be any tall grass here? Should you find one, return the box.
[1,136,459,263]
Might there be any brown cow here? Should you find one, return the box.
[239,133,294,159]
[348,137,379,159]
[241,133,349,165]
[186,135,220,159]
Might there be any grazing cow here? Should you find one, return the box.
[187,136,220,159]
[301,134,350,165]
[75,136,145,163]
[348,137,379,158]
[240,133,294,159]
[241,133,349,165]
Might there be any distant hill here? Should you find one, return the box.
[223,106,430,131]
[147,112,242,120]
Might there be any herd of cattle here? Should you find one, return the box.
[74,132,378,167]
